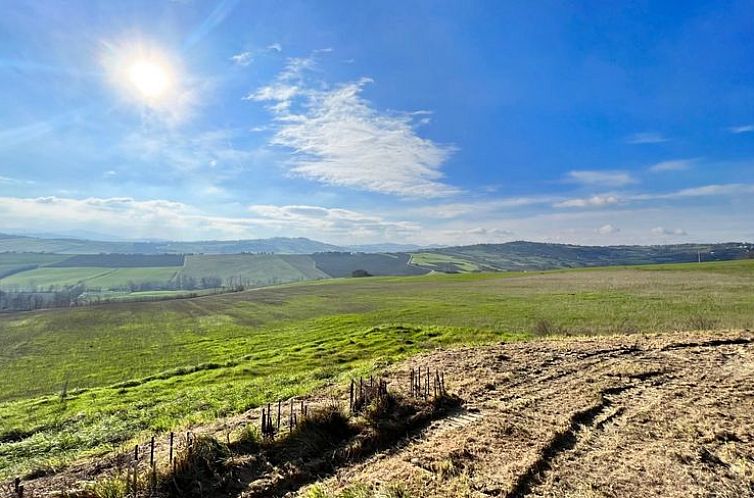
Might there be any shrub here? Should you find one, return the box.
[165,434,231,497]
[532,319,569,336]
[91,474,128,498]
[688,315,719,331]
[272,403,353,462]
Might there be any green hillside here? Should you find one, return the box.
[0,259,752,478]
[422,241,753,270]
[179,254,328,286]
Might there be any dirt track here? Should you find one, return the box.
[304,331,754,498]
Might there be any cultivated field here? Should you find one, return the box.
[0,260,752,488]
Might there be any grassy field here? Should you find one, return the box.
[0,266,180,290]
[409,252,483,272]
[0,267,117,289]
[0,259,752,479]
[179,254,328,285]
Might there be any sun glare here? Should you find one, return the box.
[128,59,170,99]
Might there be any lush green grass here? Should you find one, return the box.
[0,267,116,289]
[409,252,482,272]
[0,259,752,478]
[83,267,180,289]
[0,266,180,291]
[179,254,327,285]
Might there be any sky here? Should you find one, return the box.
[1,0,753,246]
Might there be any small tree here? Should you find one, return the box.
[351,269,372,278]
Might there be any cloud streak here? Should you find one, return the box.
[625,132,669,144]
[566,170,636,187]
[648,159,696,173]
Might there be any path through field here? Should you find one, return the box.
[306,331,754,497]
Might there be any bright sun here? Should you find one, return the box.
[128,59,171,99]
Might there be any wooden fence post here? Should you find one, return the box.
[170,432,175,471]
[290,398,294,429]
[277,400,282,431]
[132,444,139,494]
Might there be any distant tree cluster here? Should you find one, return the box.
[0,284,85,311]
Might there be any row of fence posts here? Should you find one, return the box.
[7,370,449,497]
[349,376,389,413]
[126,430,182,496]
[260,398,309,438]
[409,366,446,399]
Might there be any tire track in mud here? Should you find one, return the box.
[503,373,671,498]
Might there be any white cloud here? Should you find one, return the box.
[554,194,620,208]
[625,132,669,144]
[0,175,34,185]
[0,196,248,240]
[597,224,620,234]
[250,65,458,197]
[405,196,557,219]
[245,84,300,103]
[651,226,687,236]
[230,51,253,66]
[267,43,282,52]
[729,125,754,134]
[247,204,419,240]
[566,170,636,187]
[0,196,421,243]
[662,183,754,199]
[439,227,513,244]
[648,159,696,173]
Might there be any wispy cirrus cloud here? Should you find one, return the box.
[230,51,253,66]
[625,132,669,144]
[566,170,636,187]
[554,194,620,208]
[246,55,458,197]
[0,175,35,185]
[230,43,283,67]
[554,183,754,210]
[648,158,696,173]
[729,124,754,134]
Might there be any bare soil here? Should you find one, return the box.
[301,330,754,498]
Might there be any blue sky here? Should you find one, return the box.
[1,0,753,245]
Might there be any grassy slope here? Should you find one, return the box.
[0,267,116,289]
[409,252,483,272]
[0,267,180,290]
[83,267,180,288]
[0,260,752,477]
[178,254,328,284]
